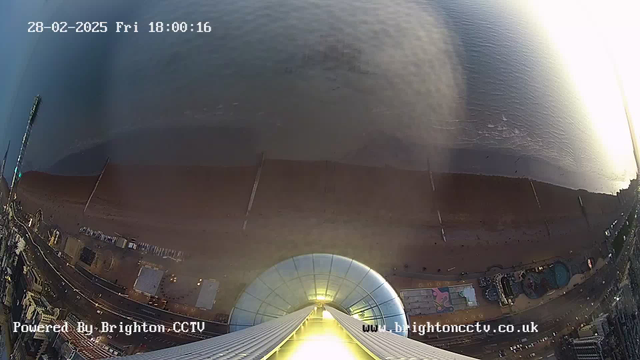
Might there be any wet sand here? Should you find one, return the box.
[15,161,634,312]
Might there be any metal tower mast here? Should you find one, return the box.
[9,95,41,200]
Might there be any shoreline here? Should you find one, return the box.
[42,128,633,196]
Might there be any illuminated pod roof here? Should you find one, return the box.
[230,254,409,336]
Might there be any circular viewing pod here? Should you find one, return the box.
[230,254,408,336]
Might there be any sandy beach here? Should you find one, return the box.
[15,161,634,312]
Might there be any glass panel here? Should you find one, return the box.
[344,263,369,285]
[312,254,333,275]
[244,278,273,300]
[342,287,369,310]
[259,266,285,289]
[325,276,343,297]
[370,283,397,304]
[275,258,300,282]
[359,271,384,293]
[333,280,356,305]
[299,275,317,299]
[259,303,287,317]
[235,292,263,313]
[315,274,329,298]
[265,291,292,312]
[293,254,314,277]
[330,255,352,277]
[229,308,257,326]
[379,297,405,317]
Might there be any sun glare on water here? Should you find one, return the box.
[527,0,640,174]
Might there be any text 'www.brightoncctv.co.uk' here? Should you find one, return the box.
[363,322,539,336]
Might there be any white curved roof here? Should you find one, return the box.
[230,253,409,336]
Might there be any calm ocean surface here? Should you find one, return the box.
[0,0,636,193]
